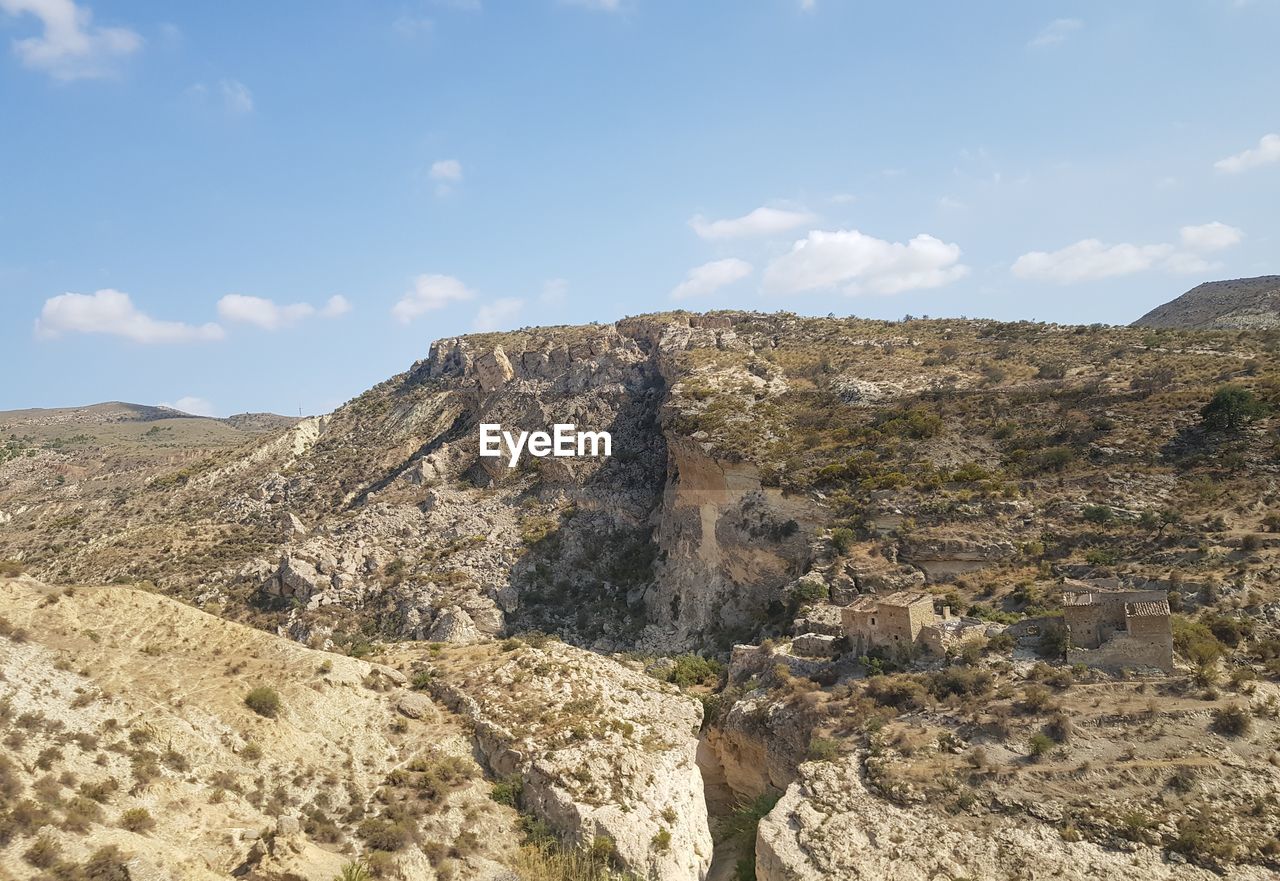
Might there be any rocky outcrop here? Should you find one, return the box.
[643,437,822,651]
[900,532,1016,580]
[422,640,713,881]
[755,756,1273,881]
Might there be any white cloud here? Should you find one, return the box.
[1013,223,1246,284]
[320,294,352,317]
[1180,221,1243,252]
[392,274,474,324]
[1012,240,1175,283]
[429,159,463,182]
[560,0,621,11]
[689,206,817,240]
[1214,133,1280,174]
[161,396,216,418]
[215,295,300,330]
[474,297,524,331]
[216,294,351,329]
[219,79,253,114]
[186,79,255,115]
[1029,18,1082,48]
[0,0,141,80]
[539,278,568,306]
[393,15,433,37]
[799,0,817,11]
[762,229,969,296]
[35,290,223,344]
[670,258,753,301]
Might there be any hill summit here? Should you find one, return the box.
[1133,275,1280,329]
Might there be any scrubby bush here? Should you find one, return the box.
[1200,385,1265,432]
[358,817,410,851]
[865,674,929,710]
[334,864,372,881]
[664,654,724,689]
[1211,705,1252,737]
[830,528,856,556]
[927,667,993,699]
[486,773,522,809]
[119,807,155,832]
[1027,732,1054,760]
[23,832,60,868]
[806,737,840,761]
[244,686,282,719]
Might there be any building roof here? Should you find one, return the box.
[846,591,933,613]
[1063,588,1168,609]
[1125,600,1170,618]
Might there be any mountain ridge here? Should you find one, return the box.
[1133,275,1280,330]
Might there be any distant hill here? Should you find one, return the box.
[223,411,305,432]
[0,401,299,435]
[1133,275,1280,330]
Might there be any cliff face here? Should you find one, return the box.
[61,313,822,655]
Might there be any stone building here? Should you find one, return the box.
[841,591,985,657]
[1062,585,1173,672]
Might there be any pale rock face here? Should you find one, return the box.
[425,641,713,881]
[642,437,822,652]
[475,346,516,392]
[428,605,481,643]
[277,555,326,599]
[755,756,1274,881]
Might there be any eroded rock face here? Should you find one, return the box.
[899,532,1016,581]
[755,756,1272,881]
[475,346,516,392]
[421,641,713,881]
[642,437,822,652]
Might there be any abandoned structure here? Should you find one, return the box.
[1062,585,1173,672]
[841,590,985,657]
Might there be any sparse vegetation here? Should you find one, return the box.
[244,686,282,718]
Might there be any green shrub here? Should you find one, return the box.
[333,864,372,881]
[790,579,829,607]
[1027,732,1054,760]
[1211,705,1251,737]
[665,654,724,689]
[489,774,523,807]
[865,674,928,709]
[1082,505,1114,524]
[928,667,993,699]
[119,807,155,832]
[244,686,282,719]
[1201,385,1265,432]
[357,817,410,851]
[1172,617,1224,668]
[806,736,840,761]
[651,828,672,853]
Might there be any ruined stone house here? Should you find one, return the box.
[841,591,984,657]
[1062,586,1173,672]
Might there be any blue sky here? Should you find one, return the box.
[1,0,1278,417]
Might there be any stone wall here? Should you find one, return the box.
[1067,632,1172,672]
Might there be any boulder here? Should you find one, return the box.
[475,346,516,392]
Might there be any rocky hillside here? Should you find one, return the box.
[0,576,711,881]
[1134,276,1280,329]
[7,310,1280,878]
